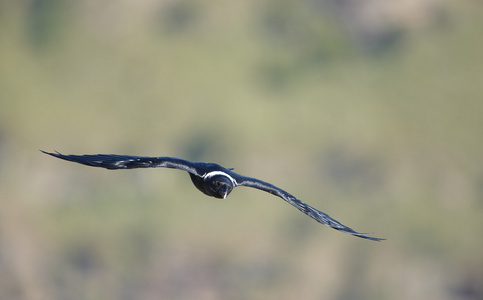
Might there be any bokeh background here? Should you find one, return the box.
[1,0,483,299]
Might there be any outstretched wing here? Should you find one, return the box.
[233,175,384,241]
[41,151,203,176]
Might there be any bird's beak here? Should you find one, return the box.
[220,185,230,199]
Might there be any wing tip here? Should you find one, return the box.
[40,150,63,157]
[353,232,386,241]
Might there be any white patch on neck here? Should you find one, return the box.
[202,171,237,186]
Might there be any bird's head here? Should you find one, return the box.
[206,175,234,199]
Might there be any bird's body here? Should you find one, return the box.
[42,151,384,241]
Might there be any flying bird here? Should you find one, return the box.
[41,150,384,241]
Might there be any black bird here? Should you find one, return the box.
[41,150,384,241]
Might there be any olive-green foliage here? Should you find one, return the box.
[1,1,482,299]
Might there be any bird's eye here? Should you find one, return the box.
[216,182,222,187]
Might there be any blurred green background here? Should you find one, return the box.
[1,0,483,299]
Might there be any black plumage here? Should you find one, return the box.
[42,150,384,241]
